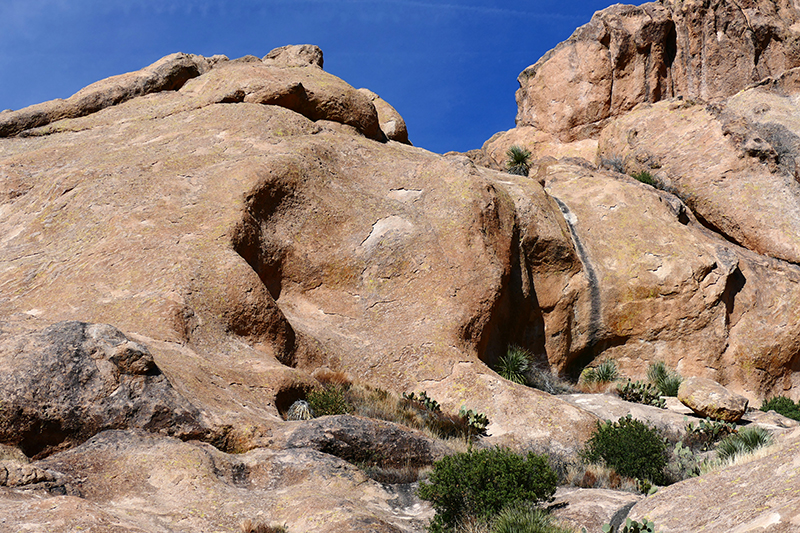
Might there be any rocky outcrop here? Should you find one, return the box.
[515,0,800,142]
[678,377,749,422]
[628,428,800,532]
[0,53,220,138]
[0,321,209,458]
[0,47,598,459]
[537,159,800,398]
[6,429,434,533]
[359,88,411,144]
[552,487,643,533]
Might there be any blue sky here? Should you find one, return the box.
[0,0,614,153]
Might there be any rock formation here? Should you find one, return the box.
[4,0,800,527]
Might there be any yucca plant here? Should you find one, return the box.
[582,360,619,384]
[491,503,575,533]
[495,345,531,385]
[646,361,682,397]
[716,426,773,463]
[506,145,532,176]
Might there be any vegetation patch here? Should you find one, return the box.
[506,145,532,176]
[760,395,800,421]
[616,379,665,409]
[418,447,557,532]
[580,415,667,486]
[647,361,682,397]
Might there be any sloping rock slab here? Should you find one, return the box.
[19,429,433,533]
[0,321,209,458]
[551,487,643,533]
[629,428,800,532]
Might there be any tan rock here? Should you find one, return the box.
[0,51,597,459]
[359,88,411,144]
[515,0,800,141]
[628,428,800,532]
[0,52,218,138]
[7,429,433,533]
[481,126,597,172]
[551,487,643,533]
[263,44,324,68]
[678,377,749,422]
[597,95,800,265]
[538,160,800,398]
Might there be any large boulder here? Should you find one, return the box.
[678,377,749,422]
[515,0,800,142]
[0,321,210,458]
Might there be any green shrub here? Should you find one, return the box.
[616,379,666,409]
[603,518,656,533]
[631,171,657,187]
[418,447,557,532]
[506,145,532,176]
[580,415,667,485]
[582,360,619,384]
[760,396,800,421]
[495,346,531,384]
[491,503,575,533]
[646,362,682,397]
[307,385,353,416]
[716,426,773,463]
[664,440,701,484]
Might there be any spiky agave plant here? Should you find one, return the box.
[716,426,773,463]
[505,145,532,176]
[646,361,683,397]
[495,345,531,385]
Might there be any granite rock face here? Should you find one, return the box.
[0,321,209,458]
[515,0,800,141]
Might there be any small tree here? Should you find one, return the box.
[506,145,532,176]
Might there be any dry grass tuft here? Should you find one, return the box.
[240,519,287,533]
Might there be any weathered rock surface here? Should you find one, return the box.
[537,158,800,399]
[628,428,800,532]
[678,377,749,422]
[267,414,451,468]
[0,47,598,459]
[0,321,210,458]
[5,429,433,533]
[359,88,411,144]
[515,0,800,142]
[0,53,220,138]
[551,487,643,533]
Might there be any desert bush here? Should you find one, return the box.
[240,520,287,533]
[581,360,619,384]
[646,361,682,397]
[525,362,576,395]
[600,155,625,174]
[418,447,557,532]
[580,415,667,485]
[631,170,657,187]
[616,379,666,409]
[307,385,353,416]
[506,145,532,176]
[760,395,800,421]
[715,426,773,464]
[491,503,576,533]
[495,345,531,384]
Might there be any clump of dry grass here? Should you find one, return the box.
[560,462,640,493]
[240,519,287,533]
